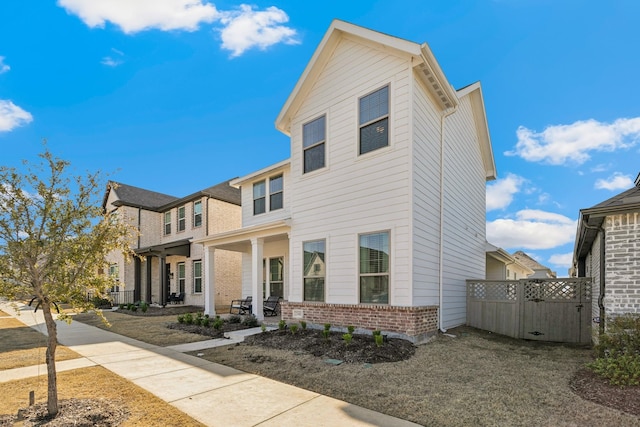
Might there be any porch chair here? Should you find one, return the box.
[230,296,252,314]
[174,292,185,304]
[263,295,282,317]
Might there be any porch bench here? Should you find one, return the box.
[230,296,252,315]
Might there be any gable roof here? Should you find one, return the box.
[275,19,496,181]
[104,182,178,211]
[104,179,241,212]
[574,173,640,260]
[276,19,458,135]
[512,251,554,274]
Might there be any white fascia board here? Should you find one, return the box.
[230,159,290,188]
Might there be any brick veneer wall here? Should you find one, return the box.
[281,302,438,344]
[605,213,640,315]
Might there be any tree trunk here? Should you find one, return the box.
[41,302,58,417]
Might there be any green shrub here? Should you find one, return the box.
[202,317,211,327]
[290,324,299,334]
[300,321,307,330]
[127,303,134,311]
[342,333,353,345]
[228,315,241,324]
[278,319,287,330]
[242,315,258,327]
[347,325,355,334]
[374,334,384,347]
[183,313,194,325]
[322,330,330,341]
[372,330,381,336]
[119,304,126,310]
[212,317,224,330]
[91,296,111,309]
[177,314,185,324]
[588,314,640,386]
[261,324,267,333]
[130,304,138,312]
[324,323,331,331]
[140,301,148,313]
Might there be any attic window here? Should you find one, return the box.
[359,85,389,155]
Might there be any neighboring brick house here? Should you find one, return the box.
[194,20,496,343]
[573,173,640,335]
[103,180,242,310]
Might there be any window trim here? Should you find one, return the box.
[253,180,266,215]
[177,262,186,293]
[303,239,326,302]
[177,206,186,232]
[269,175,283,211]
[193,200,202,228]
[302,115,326,174]
[164,211,171,235]
[192,260,202,294]
[358,230,390,304]
[358,85,390,156]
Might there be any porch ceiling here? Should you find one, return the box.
[192,220,290,253]
[135,239,191,257]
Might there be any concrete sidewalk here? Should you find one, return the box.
[0,302,421,427]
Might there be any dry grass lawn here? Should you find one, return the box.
[0,366,206,426]
[0,317,80,370]
[73,310,211,347]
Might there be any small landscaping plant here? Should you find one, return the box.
[177,314,185,324]
[261,324,267,333]
[228,315,241,324]
[183,313,194,325]
[342,333,353,345]
[278,319,287,330]
[588,314,640,386]
[290,324,299,334]
[322,323,331,341]
[212,316,224,330]
[242,314,259,327]
[300,321,307,330]
[347,325,355,334]
[373,330,384,347]
[140,301,148,313]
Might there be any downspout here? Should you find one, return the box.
[582,220,606,335]
[438,107,456,333]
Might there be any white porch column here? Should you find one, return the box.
[204,246,216,316]
[251,237,264,320]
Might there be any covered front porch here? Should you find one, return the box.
[135,239,191,306]
[195,220,290,320]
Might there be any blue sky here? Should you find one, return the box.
[1,1,639,274]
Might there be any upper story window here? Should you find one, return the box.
[359,86,389,155]
[177,206,186,232]
[269,175,283,211]
[253,181,266,215]
[303,115,326,173]
[164,212,171,235]
[253,175,284,215]
[193,200,202,227]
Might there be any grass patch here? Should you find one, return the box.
[0,317,80,370]
[0,366,205,427]
[73,311,215,347]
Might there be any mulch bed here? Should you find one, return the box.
[0,398,128,427]
[243,328,416,364]
[570,368,640,417]
[167,321,252,338]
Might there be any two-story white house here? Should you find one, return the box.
[195,20,496,343]
[103,180,242,310]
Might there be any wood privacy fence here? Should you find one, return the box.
[466,278,592,344]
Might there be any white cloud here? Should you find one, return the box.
[486,209,576,250]
[101,48,125,67]
[58,0,220,33]
[548,252,573,269]
[57,1,298,57]
[0,56,9,74]
[486,173,526,211]
[218,5,299,57]
[0,100,33,132]
[594,172,634,191]
[505,118,640,165]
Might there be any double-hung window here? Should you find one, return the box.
[303,240,325,302]
[359,86,389,155]
[303,115,325,173]
[108,264,119,292]
[164,212,171,235]
[193,261,202,294]
[193,200,202,227]
[269,175,283,211]
[177,262,186,293]
[253,181,266,215]
[359,232,389,304]
[177,206,186,232]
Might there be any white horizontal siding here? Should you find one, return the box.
[240,166,291,228]
[288,37,413,306]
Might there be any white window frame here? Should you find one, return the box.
[177,262,186,293]
[359,231,390,304]
[164,211,171,235]
[269,175,283,211]
[358,85,390,155]
[253,181,266,215]
[193,200,202,228]
[303,239,325,302]
[303,115,326,174]
[192,260,202,294]
[177,206,186,232]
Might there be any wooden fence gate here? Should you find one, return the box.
[466,278,592,344]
